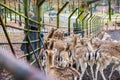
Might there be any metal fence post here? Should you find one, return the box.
[36,0,45,69]
[23,0,30,62]
[76,11,84,32]
[37,0,45,52]
[89,15,95,34]
[57,1,69,28]
[4,0,7,23]
[14,0,17,23]
[108,0,111,21]
[81,13,89,37]
[85,14,91,36]
[68,8,78,35]
[18,0,22,26]
[92,16,98,37]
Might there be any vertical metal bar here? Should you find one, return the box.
[9,0,12,21]
[76,11,84,28]
[4,0,7,23]
[68,8,78,35]
[9,2,11,21]
[14,0,17,23]
[57,0,59,28]
[68,17,70,35]
[18,0,22,26]
[24,0,30,61]
[24,0,41,70]
[37,1,41,56]
[36,0,45,70]
[57,2,69,28]
[37,0,45,58]
[108,0,111,21]
[57,14,59,28]
[86,14,91,36]
[92,16,97,36]
[90,15,95,34]
[0,15,16,56]
[81,13,89,37]
[24,0,29,30]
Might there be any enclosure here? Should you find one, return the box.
[0,0,120,80]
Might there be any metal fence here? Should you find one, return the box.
[0,0,104,79]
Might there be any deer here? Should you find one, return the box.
[94,47,112,80]
[108,56,120,80]
[39,49,47,71]
[92,40,120,80]
[42,39,80,80]
[71,35,94,80]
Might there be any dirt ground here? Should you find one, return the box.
[107,29,120,41]
[0,32,26,80]
[82,64,120,80]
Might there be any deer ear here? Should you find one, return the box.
[68,50,72,58]
[80,39,84,45]
[45,50,48,55]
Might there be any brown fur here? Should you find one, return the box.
[52,29,64,40]
[94,41,120,80]
[45,46,80,80]
[47,28,56,39]
[49,66,80,80]
[54,39,66,51]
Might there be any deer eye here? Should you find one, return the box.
[57,56,62,61]
[55,56,59,61]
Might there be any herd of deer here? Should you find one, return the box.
[38,28,120,80]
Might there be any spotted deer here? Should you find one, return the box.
[43,39,80,80]
[72,35,93,80]
[93,40,120,80]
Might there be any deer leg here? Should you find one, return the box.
[76,62,80,71]
[95,63,100,80]
[108,64,116,80]
[90,65,95,80]
[86,70,90,76]
[79,63,87,80]
[73,76,78,80]
[100,68,106,80]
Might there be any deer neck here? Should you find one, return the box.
[46,52,54,71]
[73,36,77,47]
